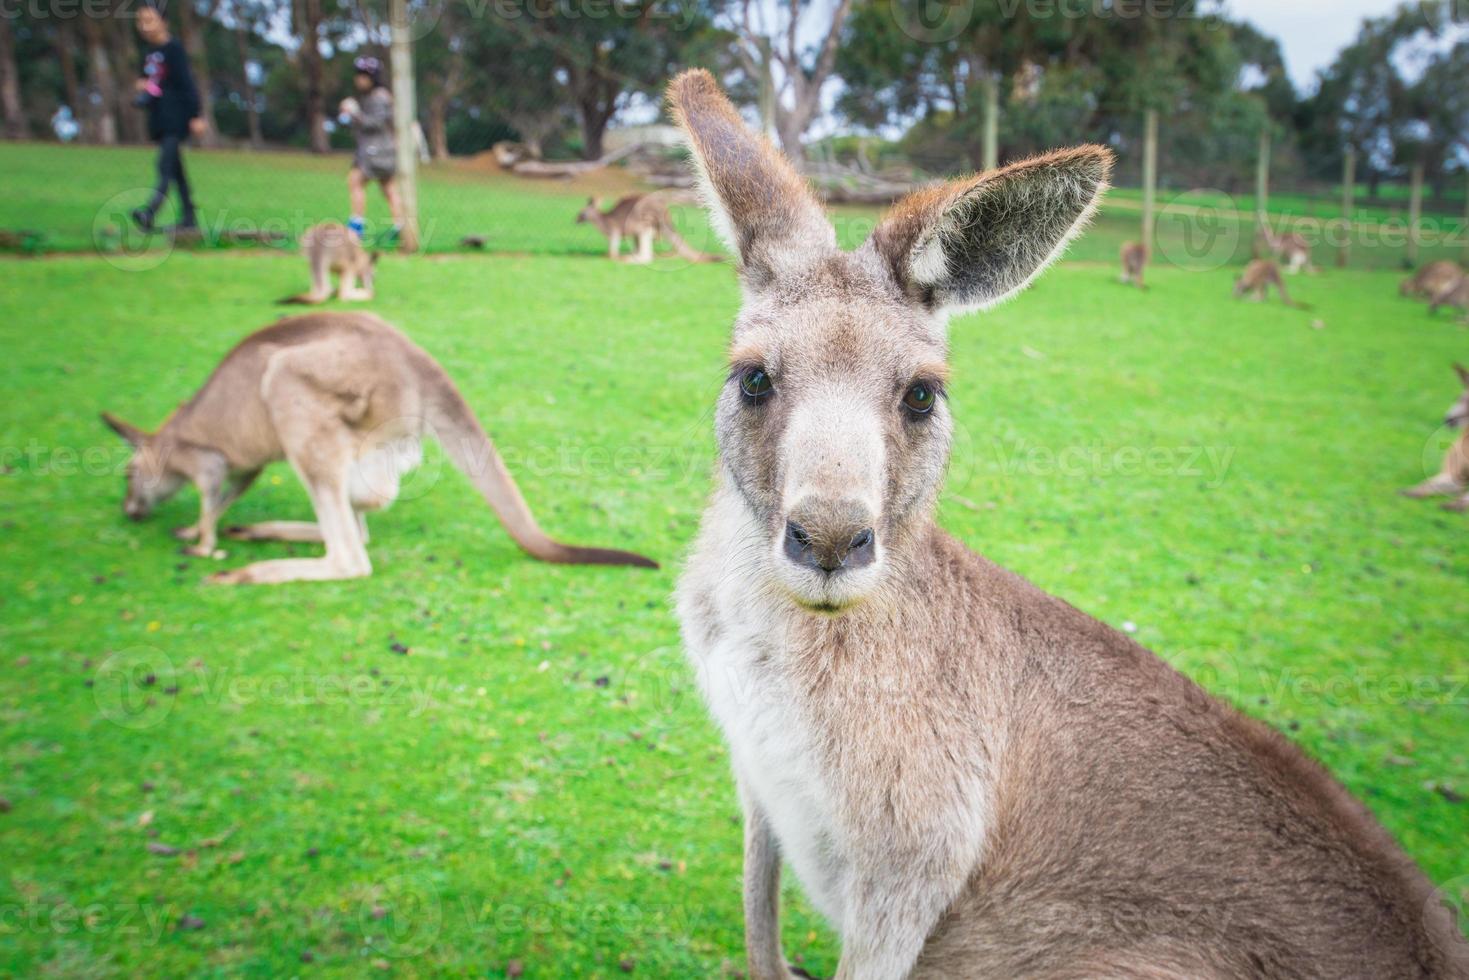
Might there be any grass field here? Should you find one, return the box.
[4,141,1467,272]
[2,145,1468,976]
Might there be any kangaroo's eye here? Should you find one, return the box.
[903,382,937,416]
[739,367,774,403]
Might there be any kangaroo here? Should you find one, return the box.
[1428,273,1469,323]
[101,313,657,584]
[666,69,1467,980]
[575,193,723,264]
[1401,260,1462,300]
[1233,258,1307,307]
[1255,226,1314,274]
[1118,240,1147,289]
[1402,363,1469,511]
[278,222,378,305]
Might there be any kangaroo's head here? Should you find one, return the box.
[669,69,1110,613]
[101,413,187,520]
[1448,364,1469,428]
[575,198,603,224]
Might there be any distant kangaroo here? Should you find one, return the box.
[1234,258,1307,307]
[1403,363,1469,512]
[278,222,377,305]
[575,193,723,264]
[101,313,656,583]
[667,68,1468,979]
[1255,225,1314,274]
[1401,260,1462,300]
[1118,240,1147,289]
[1429,273,1469,323]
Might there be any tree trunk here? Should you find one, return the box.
[1463,170,1469,266]
[294,0,328,152]
[1337,148,1354,268]
[178,0,220,146]
[79,14,119,144]
[57,20,82,125]
[108,15,146,142]
[389,0,420,251]
[1141,108,1158,250]
[426,90,450,160]
[0,15,27,139]
[232,11,263,148]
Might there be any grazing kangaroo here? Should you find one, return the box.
[575,193,723,264]
[1233,258,1306,307]
[278,222,378,305]
[1402,363,1469,512]
[1401,260,1462,300]
[1429,274,1469,323]
[1255,226,1314,274]
[1118,240,1147,289]
[666,69,1467,980]
[101,313,657,583]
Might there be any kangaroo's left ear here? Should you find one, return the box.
[101,411,147,447]
[865,145,1113,320]
[1454,362,1469,386]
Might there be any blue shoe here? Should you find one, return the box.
[347,216,365,240]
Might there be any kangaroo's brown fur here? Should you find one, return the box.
[1234,258,1307,308]
[1401,260,1462,299]
[576,193,723,264]
[1119,240,1148,289]
[101,313,656,583]
[667,68,1468,980]
[1255,226,1315,274]
[278,222,378,305]
[1402,363,1469,511]
[1428,274,1469,323]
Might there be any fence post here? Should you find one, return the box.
[1141,108,1158,251]
[981,73,998,171]
[1406,161,1423,267]
[389,0,421,253]
[1338,147,1354,268]
[1254,126,1270,234]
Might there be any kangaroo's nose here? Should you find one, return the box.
[782,501,876,573]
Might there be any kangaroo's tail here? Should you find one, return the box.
[276,293,327,305]
[658,212,724,263]
[427,380,658,569]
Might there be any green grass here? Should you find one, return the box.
[5,142,1466,272]
[1,150,1468,976]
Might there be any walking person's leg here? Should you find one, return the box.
[132,135,179,231]
[172,137,197,229]
[347,166,367,239]
[380,176,403,238]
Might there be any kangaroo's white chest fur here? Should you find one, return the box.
[677,487,994,943]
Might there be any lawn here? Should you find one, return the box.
[1,146,1467,977]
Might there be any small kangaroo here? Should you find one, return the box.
[1118,240,1147,289]
[101,313,656,584]
[1255,226,1314,274]
[1401,260,1462,300]
[1233,258,1306,307]
[278,222,378,305]
[1402,363,1469,512]
[667,69,1467,979]
[1428,273,1469,323]
[575,193,723,264]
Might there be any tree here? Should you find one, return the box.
[0,13,27,139]
[293,0,329,152]
[727,0,854,161]
[176,0,221,146]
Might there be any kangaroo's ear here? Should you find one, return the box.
[866,146,1112,319]
[667,69,834,286]
[1454,362,1469,386]
[101,412,147,447]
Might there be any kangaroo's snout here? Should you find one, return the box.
[782,501,876,574]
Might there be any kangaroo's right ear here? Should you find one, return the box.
[667,69,834,286]
[101,412,147,447]
[1455,362,1469,386]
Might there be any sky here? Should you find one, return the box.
[1224,0,1410,92]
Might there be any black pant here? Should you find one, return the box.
[146,135,195,223]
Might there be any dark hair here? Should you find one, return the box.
[354,55,385,88]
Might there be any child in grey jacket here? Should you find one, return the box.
[339,56,404,242]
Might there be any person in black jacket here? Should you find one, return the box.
[131,4,204,233]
